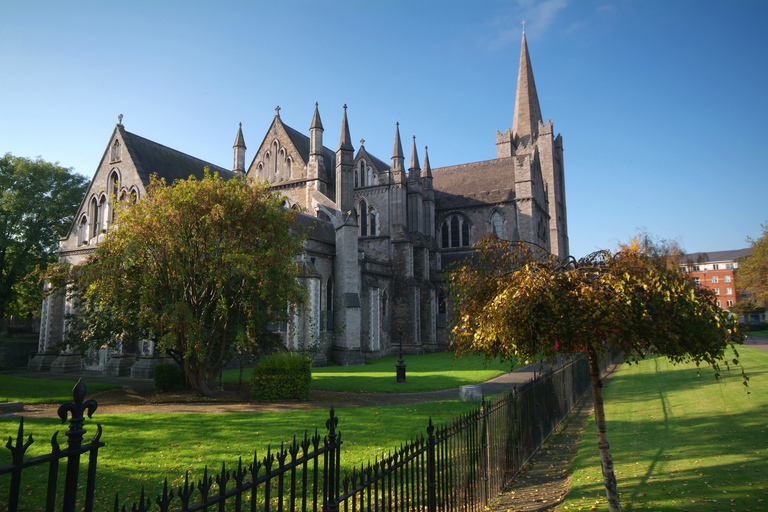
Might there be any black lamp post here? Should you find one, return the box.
[396,330,406,383]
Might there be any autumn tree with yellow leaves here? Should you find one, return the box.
[447,235,744,512]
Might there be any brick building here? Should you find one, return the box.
[680,249,759,318]
[31,30,570,375]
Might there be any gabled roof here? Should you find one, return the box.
[431,158,517,209]
[257,117,336,178]
[356,146,390,173]
[120,126,233,185]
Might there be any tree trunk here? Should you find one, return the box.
[184,359,213,397]
[587,347,621,512]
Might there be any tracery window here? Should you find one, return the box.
[77,215,88,246]
[440,214,471,248]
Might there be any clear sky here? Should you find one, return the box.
[2,0,766,258]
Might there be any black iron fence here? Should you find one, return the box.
[1,352,619,512]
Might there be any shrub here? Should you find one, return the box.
[250,352,312,400]
[744,321,768,331]
[153,362,186,392]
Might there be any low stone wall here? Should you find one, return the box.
[0,339,39,369]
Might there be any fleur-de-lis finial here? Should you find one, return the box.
[57,378,98,448]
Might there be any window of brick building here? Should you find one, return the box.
[711,276,719,283]
[724,275,731,283]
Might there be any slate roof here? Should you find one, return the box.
[682,248,752,264]
[121,126,233,186]
[296,212,335,244]
[281,122,336,178]
[431,158,516,210]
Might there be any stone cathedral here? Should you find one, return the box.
[31,32,569,376]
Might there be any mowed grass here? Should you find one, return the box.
[225,350,523,393]
[561,346,768,512]
[0,374,121,404]
[0,400,477,511]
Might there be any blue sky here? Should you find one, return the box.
[1,0,766,258]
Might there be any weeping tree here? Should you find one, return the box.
[45,172,306,397]
[448,235,745,511]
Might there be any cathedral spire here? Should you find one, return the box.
[310,102,323,131]
[338,104,353,151]
[408,135,420,182]
[422,145,432,180]
[392,122,404,160]
[512,29,543,143]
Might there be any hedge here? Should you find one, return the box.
[250,352,312,400]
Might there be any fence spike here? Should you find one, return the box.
[92,423,103,443]
[177,471,195,509]
[50,430,60,453]
[113,493,120,512]
[156,477,174,511]
[6,417,34,464]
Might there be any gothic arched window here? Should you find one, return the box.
[78,215,88,246]
[355,170,359,188]
[440,214,471,248]
[369,208,377,236]
[359,160,366,187]
[110,139,121,162]
[367,166,372,185]
[360,199,368,236]
[491,211,503,238]
[90,197,99,238]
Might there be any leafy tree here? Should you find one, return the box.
[51,172,306,397]
[0,153,88,324]
[737,223,768,311]
[448,235,744,512]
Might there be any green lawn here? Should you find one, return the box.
[746,328,768,337]
[0,374,121,404]
[561,346,768,512]
[0,400,477,511]
[224,350,525,394]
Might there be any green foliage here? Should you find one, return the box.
[249,352,312,400]
[563,347,768,511]
[50,172,307,397]
[0,153,88,319]
[153,362,186,392]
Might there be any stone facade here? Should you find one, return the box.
[31,31,569,375]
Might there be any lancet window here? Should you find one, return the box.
[440,214,471,248]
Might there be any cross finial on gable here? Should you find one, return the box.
[275,105,281,117]
[360,138,365,146]
[117,114,123,126]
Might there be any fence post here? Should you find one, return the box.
[323,408,340,512]
[426,419,437,512]
[57,378,98,512]
[479,398,489,507]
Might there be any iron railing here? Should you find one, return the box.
[1,352,619,512]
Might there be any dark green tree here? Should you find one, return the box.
[0,153,88,323]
